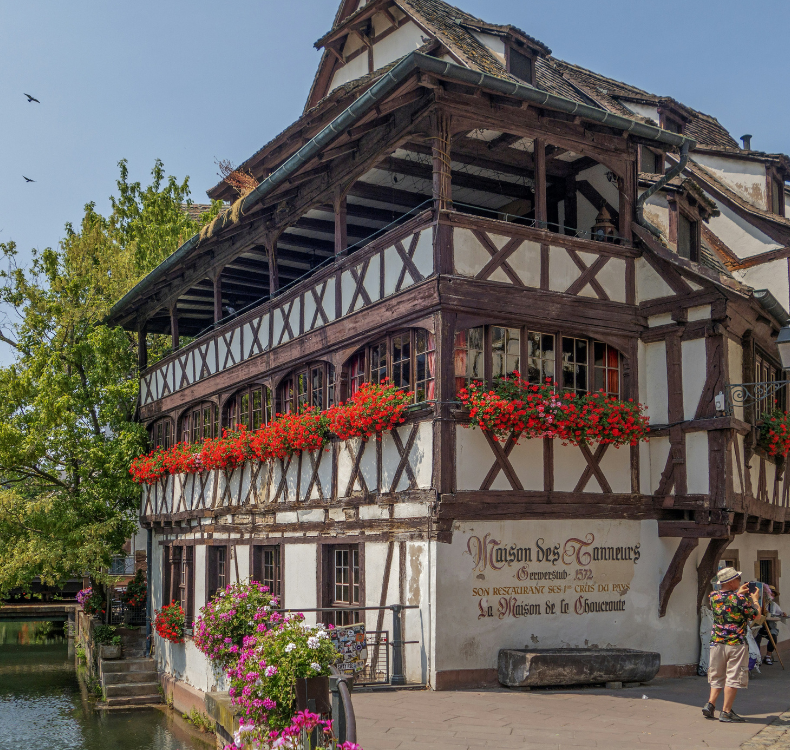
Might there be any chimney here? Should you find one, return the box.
[741,134,752,151]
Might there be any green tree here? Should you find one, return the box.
[0,160,221,596]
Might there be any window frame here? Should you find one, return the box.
[767,170,786,217]
[345,329,436,405]
[207,544,229,600]
[454,323,625,400]
[277,362,334,414]
[251,544,283,601]
[756,550,780,590]
[163,543,194,626]
[321,542,364,627]
[179,402,219,444]
[224,384,272,431]
[150,418,174,449]
[505,44,535,86]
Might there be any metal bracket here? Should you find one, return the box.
[723,381,790,416]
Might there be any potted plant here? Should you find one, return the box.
[93,624,122,659]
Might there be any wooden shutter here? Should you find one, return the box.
[163,545,172,607]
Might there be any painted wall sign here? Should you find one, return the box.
[464,526,640,621]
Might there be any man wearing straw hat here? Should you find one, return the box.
[702,567,760,723]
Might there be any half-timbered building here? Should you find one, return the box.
[108,0,790,697]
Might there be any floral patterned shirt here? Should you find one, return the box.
[709,590,758,645]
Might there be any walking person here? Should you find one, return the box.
[754,587,786,666]
[702,567,760,722]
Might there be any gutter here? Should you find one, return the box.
[636,140,693,239]
[754,289,790,327]
[107,52,696,325]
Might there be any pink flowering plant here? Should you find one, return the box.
[228,711,361,750]
[227,614,339,736]
[194,581,278,668]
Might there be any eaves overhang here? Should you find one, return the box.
[106,51,696,328]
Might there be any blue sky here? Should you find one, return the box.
[1,1,788,309]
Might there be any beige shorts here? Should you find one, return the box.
[708,643,749,689]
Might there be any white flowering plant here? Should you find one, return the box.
[227,613,339,734]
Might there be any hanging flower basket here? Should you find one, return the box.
[458,373,649,447]
[759,410,790,457]
[154,602,185,643]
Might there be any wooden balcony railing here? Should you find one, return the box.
[139,210,436,407]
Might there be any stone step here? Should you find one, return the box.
[103,694,162,707]
[105,681,161,698]
[102,670,158,685]
[100,658,156,674]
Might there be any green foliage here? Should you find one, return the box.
[92,624,120,646]
[75,643,86,662]
[182,708,216,734]
[0,160,222,596]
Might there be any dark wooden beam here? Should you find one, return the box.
[213,273,223,323]
[576,179,620,225]
[658,537,698,617]
[170,305,180,351]
[347,180,431,208]
[379,156,534,200]
[534,138,547,228]
[335,190,347,257]
[487,133,523,152]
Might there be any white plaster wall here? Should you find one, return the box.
[685,432,710,495]
[373,21,426,70]
[741,260,790,318]
[194,545,207,614]
[549,246,582,292]
[643,340,669,424]
[636,257,675,303]
[694,154,767,209]
[707,201,782,259]
[234,544,250,584]
[622,101,658,124]
[329,52,369,92]
[471,31,505,64]
[284,544,318,623]
[433,520,704,674]
[648,436,671,495]
[681,338,707,420]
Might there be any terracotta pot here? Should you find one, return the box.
[295,676,330,715]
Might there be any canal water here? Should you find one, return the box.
[0,621,214,750]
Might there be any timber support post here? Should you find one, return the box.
[169,304,179,352]
[334,189,348,258]
[212,271,223,323]
[391,603,405,685]
[534,138,547,230]
[137,320,148,371]
[265,233,280,295]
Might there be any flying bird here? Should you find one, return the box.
[23,176,35,183]
[24,93,40,103]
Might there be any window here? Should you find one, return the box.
[455,325,622,398]
[771,178,784,216]
[278,364,334,413]
[348,330,435,404]
[207,545,228,599]
[640,147,661,174]
[348,351,366,397]
[163,545,194,625]
[527,331,555,384]
[454,327,484,391]
[180,402,218,443]
[507,46,533,84]
[151,419,173,449]
[677,212,698,261]
[593,342,621,397]
[754,351,785,417]
[252,545,282,599]
[330,544,361,626]
[562,337,588,395]
[492,327,520,380]
[757,551,779,590]
[225,386,272,429]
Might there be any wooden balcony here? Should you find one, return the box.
[139,210,436,411]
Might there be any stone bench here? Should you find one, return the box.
[498,648,660,688]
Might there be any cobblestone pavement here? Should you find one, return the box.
[742,712,790,749]
[353,664,790,750]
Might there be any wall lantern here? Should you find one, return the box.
[776,326,790,370]
[592,206,617,243]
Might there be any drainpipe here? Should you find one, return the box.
[146,527,152,655]
[636,140,693,239]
